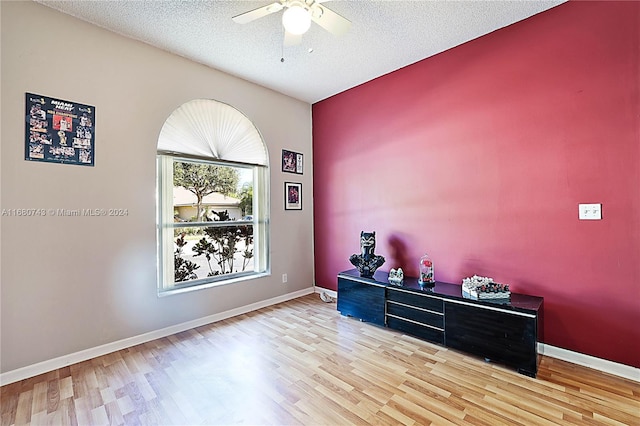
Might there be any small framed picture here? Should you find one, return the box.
[282,149,303,174]
[284,182,302,210]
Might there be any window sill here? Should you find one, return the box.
[158,271,271,297]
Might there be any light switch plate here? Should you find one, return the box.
[579,203,602,220]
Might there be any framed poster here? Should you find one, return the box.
[25,92,95,166]
[282,149,303,174]
[285,182,302,210]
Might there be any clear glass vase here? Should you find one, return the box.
[418,253,435,286]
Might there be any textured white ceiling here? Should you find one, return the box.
[36,0,567,104]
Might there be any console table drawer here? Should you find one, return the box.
[337,277,386,326]
[387,316,444,345]
[444,302,538,376]
[387,288,443,313]
[386,301,444,329]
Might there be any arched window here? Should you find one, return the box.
[157,99,269,294]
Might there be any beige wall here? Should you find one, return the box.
[0,1,314,374]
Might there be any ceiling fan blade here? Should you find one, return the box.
[232,2,283,24]
[311,4,351,36]
[284,31,302,46]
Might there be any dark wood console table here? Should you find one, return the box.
[337,269,544,377]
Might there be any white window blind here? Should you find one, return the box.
[157,99,268,166]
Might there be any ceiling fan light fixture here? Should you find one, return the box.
[282,4,311,35]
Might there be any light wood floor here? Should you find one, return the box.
[1,294,638,425]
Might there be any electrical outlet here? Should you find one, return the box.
[282,273,287,283]
[579,203,602,220]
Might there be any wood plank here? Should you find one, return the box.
[1,294,637,425]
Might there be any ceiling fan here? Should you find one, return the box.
[232,0,351,46]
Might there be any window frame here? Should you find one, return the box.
[157,152,270,296]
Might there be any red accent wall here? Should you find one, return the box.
[312,1,639,368]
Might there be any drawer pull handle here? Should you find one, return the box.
[387,314,444,331]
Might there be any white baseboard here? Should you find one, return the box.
[320,287,638,382]
[539,343,639,382]
[314,286,337,299]
[0,287,314,386]
[4,286,637,385]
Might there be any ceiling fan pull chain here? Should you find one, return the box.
[281,36,285,63]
